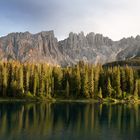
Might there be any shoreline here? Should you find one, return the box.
[0,97,140,104]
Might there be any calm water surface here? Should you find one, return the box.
[0,102,140,140]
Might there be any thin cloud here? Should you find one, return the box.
[0,0,140,40]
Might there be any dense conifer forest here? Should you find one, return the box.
[0,61,139,101]
[104,57,140,67]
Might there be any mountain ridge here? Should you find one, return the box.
[0,30,140,66]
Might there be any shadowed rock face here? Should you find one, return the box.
[0,30,140,66]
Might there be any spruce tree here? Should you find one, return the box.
[51,77,54,97]
[98,87,103,98]
[81,67,89,98]
[66,80,70,98]
[107,78,113,98]
[25,68,30,94]
[115,68,122,99]
[39,71,45,96]
[18,66,24,94]
[134,80,139,100]
[138,80,140,97]
[126,66,134,94]
[88,67,94,98]
[129,68,134,95]
[33,72,38,96]
[2,66,7,96]
[76,66,81,97]
[120,68,127,93]
[94,66,100,96]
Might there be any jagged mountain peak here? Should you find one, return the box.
[0,30,140,66]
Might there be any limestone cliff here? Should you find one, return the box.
[0,31,140,66]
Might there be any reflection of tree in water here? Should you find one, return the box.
[0,103,140,140]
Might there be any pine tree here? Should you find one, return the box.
[138,80,140,97]
[88,67,94,98]
[33,72,38,96]
[39,72,45,96]
[126,66,134,94]
[53,67,63,92]
[94,66,100,96]
[99,69,107,98]
[75,66,81,97]
[70,66,81,97]
[2,66,7,96]
[120,68,127,92]
[115,68,122,99]
[81,67,89,98]
[10,65,16,96]
[107,78,113,98]
[98,87,103,98]
[25,68,30,94]
[11,80,18,97]
[66,80,70,98]
[134,80,139,100]
[46,78,52,98]
[18,66,24,94]
[51,77,54,97]
[129,68,134,95]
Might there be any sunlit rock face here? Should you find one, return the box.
[0,31,64,65]
[0,30,140,66]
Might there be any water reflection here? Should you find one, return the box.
[0,102,140,140]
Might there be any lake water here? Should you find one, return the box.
[0,102,140,140]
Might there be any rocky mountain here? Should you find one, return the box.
[0,31,64,65]
[0,30,140,66]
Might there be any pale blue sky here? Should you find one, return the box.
[0,0,140,40]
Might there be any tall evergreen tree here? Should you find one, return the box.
[94,66,100,96]
[138,80,140,97]
[33,72,38,96]
[66,80,70,98]
[115,68,122,99]
[25,68,30,94]
[129,68,134,95]
[88,67,94,98]
[98,87,103,98]
[134,80,139,100]
[107,78,113,98]
[2,66,7,96]
[81,67,89,98]
[120,68,127,93]
[18,66,24,94]
[39,71,45,96]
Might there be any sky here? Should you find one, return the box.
[0,0,140,40]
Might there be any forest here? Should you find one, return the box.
[0,61,139,101]
[104,57,140,67]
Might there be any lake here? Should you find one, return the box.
[0,102,140,140]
